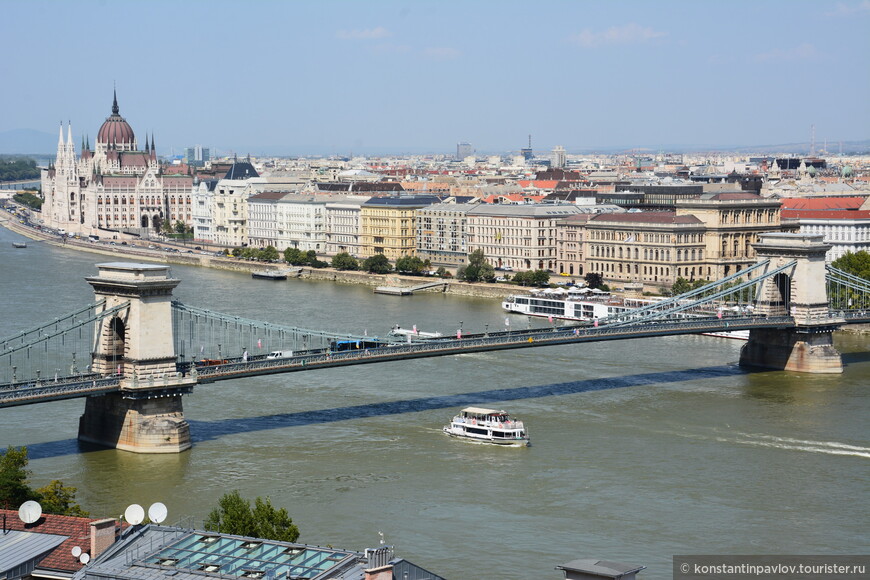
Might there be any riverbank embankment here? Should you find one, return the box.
[1,208,518,299]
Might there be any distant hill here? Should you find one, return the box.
[0,129,57,156]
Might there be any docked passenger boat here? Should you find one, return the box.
[252,270,287,280]
[502,288,749,340]
[12,241,27,248]
[443,407,530,446]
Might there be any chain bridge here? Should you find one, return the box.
[2,233,868,453]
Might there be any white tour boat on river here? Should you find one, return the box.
[443,407,530,446]
[502,287,749,340]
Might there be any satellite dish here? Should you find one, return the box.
[148,502,168,524]
[124,504,145,525]
[18,500,42,524]
[72,546,82,557]
[79,552,91,564]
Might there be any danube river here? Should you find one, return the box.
[1,227,868,579]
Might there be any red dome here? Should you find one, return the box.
[97,91,135,147]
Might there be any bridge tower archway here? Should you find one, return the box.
[81,263,195,453]
[740,233,843,374]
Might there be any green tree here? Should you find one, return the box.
[259,245,279,262]
[36,480,89,517]
[395,255,425,275]
[331,252,360,270]
[0,446,87,516]
[204,490,300,542]
[174,220,188,234]
[832,250,870,280]
[435,266,447,277]
[13,191,42,210]
[584,272,604,290]
[284,247,307,265]
[362,254,392,274]
[458,249,495,282]
[0,446,37,508]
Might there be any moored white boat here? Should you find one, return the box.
[389,324,442,339]
[443,407,530,446]
[502,288,749,340]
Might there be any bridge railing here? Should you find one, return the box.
[191,315,798,382]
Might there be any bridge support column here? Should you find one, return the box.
[79,390,192,453]
[739,327,843,374]
[740,233,844,374]
[82,263,196,453]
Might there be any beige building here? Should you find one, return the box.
[467,204,584,271]
[359,195,444,259]
[584,191,782,292]
[585,212,707,290]
[676,191,782,279]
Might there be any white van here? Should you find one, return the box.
[267,350,292,359]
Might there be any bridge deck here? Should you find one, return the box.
[0,315,805,407]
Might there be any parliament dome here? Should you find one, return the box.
[97,91,135,148]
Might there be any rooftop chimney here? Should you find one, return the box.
[90,518,117,558]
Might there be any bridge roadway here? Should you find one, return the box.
[0,314,813,408]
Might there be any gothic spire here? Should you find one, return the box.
[112,88,119,115]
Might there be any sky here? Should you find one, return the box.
[2,0,869,157]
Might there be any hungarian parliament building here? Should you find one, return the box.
[41,91,193,235]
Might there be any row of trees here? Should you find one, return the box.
[13,190,42,210]
[0,157,40,182]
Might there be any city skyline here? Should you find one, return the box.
[2,0,869,156]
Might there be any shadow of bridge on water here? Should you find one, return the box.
[26,363,760,459]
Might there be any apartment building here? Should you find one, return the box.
[466,203,584,272]
[359,195,444,259]
[416,202,479,268]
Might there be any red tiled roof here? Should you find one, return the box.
[0,509,117,573]
[780,196,866,210]
[782,209,870,220]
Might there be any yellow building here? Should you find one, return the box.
[359,196,443,260]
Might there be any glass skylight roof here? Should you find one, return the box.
[144,533,355,579]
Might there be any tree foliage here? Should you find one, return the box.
[0,446,88,516]
[204,490,299,542]
[0,446,37,508]
[832,251,870,280]
[457,249,495,282]
[36,480,89,517]
[512,269,550,286]
[395,255,425,275]
[331,252,360,270]
[13,191,42,210]
[362,254,392,274]
[0,158,40,181]
[584,272,605,290]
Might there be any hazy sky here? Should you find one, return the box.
[3,0,869,156]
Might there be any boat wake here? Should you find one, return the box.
[723,432,870,459]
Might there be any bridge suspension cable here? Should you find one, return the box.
[171,300,391,362]
[826,265,870,311]
[1,299,107,353]
[0,300,130,358]
[604,259,797,327]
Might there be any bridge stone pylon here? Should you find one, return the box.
[740,233,844,373]
[79,263,195,453]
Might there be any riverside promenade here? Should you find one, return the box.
[0,204,515,299]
